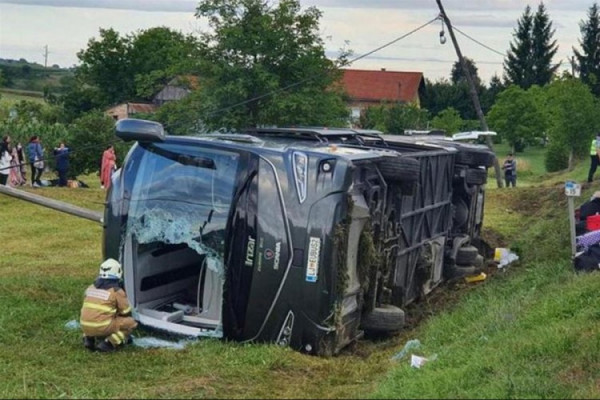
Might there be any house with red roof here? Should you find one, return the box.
[341,68,425,121]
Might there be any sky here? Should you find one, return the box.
[0,0,595,84]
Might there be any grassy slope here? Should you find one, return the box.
[1,148,599,398]
[0,89,45,105]
[374,149,600,398]
[0,175,405,398]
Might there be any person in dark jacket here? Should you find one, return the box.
[27,136,44,187]
[53,141,70,187]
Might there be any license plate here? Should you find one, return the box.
[306,237,321,283]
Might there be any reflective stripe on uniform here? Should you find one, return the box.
[85,288,111,301]
[80,319,112,328]
[119,306,131,315]
[110,333,122,345]
[117,331,125,341]
[592,139,597,156]
[83,302,116,314]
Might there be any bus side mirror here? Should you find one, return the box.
[115,119,165,143]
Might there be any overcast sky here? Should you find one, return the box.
[0,0,595,83]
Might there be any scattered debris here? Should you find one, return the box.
[391,339,421,361]
[65,320,80,330]
[410,354,430,368]
[65,319,191,350]
[494,247,519,269]
[465,272,487,283]
[132,336,189,350]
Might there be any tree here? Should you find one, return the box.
[451,57,480,87]
[504,3,558,88]
[487,85,546,153]
[76,28,132,105]
[128,27,200,99]
[544,77,600,169]
[68,112,129,177]
[479,74,505,114]
[422,78,476,120]
[76,27,198,105]
[532,3,559,85]
[358,103,429,133]
[191,0,349,130]
[430,107,463,135]
[574,3,600,97]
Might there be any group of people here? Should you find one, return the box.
[0,135,72,187]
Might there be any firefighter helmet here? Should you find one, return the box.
[99,258,122,280]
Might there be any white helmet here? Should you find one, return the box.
[99,258,122,280]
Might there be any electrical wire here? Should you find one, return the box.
[0,16,441,165]
[206,16,440,117]
[452,26,506,57]
[453,24,566,69]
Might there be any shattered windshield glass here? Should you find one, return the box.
[127,143,239,275]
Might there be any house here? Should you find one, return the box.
[341,68,425,120]
[105,102,157,121]
[153,75,199,106]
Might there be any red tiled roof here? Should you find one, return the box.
[341,69,423,103]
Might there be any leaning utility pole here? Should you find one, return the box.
[435,0,504,188]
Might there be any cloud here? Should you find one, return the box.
[0,0,198,12]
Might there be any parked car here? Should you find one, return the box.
[100,120,495,356]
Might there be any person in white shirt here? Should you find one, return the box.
[0,135,13,186]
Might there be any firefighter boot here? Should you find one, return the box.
[97,339,117,353]
[83,336,96,351]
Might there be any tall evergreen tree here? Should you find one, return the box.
[504,3,558,88]
[504,5,534,88]
[532,3,559,85]
[574,3,600,97]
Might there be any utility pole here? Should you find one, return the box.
[435,0,504,188]
[42,45,49,68]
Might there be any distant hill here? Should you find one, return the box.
[0,58,74,94]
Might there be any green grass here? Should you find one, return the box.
[0,88,45,105]
[1,161,599,398]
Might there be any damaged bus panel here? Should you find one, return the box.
[99,121,496,355]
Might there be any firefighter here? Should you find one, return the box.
[80,258,138,352]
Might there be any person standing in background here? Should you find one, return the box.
[27,136,44,187]
[0,135,12,186]
[9,142,25,186]
[15,142,26,184]
[502,153,517,188]
[588,134,600,183]
[53,141,70,187]
[100,145,116,190]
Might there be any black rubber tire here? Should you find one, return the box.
[378,157,420,183]
[455,149,495,168]
[466,168,488,185]
[361,304,405,332]
[452,198,469,229]
[456,245,479,265]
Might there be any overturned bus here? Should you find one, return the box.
[99,121,495,356]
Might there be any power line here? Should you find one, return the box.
[452,26,505,57]
[345,17,440,65]
[453,24,567,69]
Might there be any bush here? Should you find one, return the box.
[68,112,130,178]
[545,143,569,172]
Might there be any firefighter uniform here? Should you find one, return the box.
[80,284,138,347]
